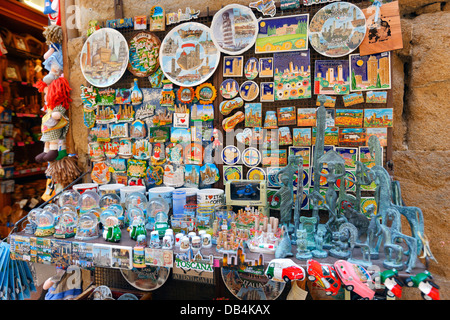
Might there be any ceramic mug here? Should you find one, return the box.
[99,183,125,197]
[120,185,146,203]
[73,183,98,195]
[197,188,224,207]
[148,186,175,209]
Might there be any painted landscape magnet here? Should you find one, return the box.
[223,56,243,77]
[349,52,391,92]
[149,6,165,32]
[335,109,363,127]
[308,2,366,58]
[255,14,308,54]
[220,79,239,99]
[159,22,220,87]
[363,108,393,127]
[245,103,262,127]
[210,4,258,56]
[366,91,387,104]
[297,108,316,127]
[366,127,387,147]
[293,128,311,147]
[223,165,243,184]
[277,106,297,126]
[274,50,311,100]
[240,81,259,102]
[343,92,364,107]
[244,57,259,80]
[338,128,366,147]
[259,58,273,77]
[314,60,350,95]
[80,28,129,88]
[260,82,275,102]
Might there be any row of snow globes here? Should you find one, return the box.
[24,187,282,254]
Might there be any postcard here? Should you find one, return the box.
[364,108,393,127]
[293,128,311,147]
[297,108,316,127]
[350,52,391,91]
[274,50,311,100]
[314,60,350,95]
[110,246,133,269]
[255,14,309,54]
[335,109,364,127]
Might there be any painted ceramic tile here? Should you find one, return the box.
[223,165,243,184]
[247,167,266,181]
[223,56,243,77]
[338,128,366,147]
[259,57,273,77]
[366,127,388,147]
[335,147,358,169]
[359,1,403,56]
[343,92,365,107]
[277,106,297,126]
[363,108,393,127]
[278,127,292,146]
[288,146,310,167]
[170,127,191,144]
[325,108,335,127]
[308,2,366,58]
[190,104,214,122]
[297,108,316,127]
[274,50,311,100]
[184,165,200,187]
[311,145,334,165]
[350,52,391,92]
[366,91,387,104]
[245,103,262,127]
[262,149,287,167]
[335,109,363,127]
[314,60,350,95]
[360,197,378,217]
[262,129,279,150]
[312,127,339,146]
[252,127,263,144]
[240,81,259,102]
[244,57,259,80]
[293,128,311,147]
[255,14,309,54]
[263,110,278,128]
[220,79,239,99]
[310,167,330,189]
[334,170,357,192]
[260,82,275,102]
[359,146,378,169]
[159,22,220,87]
[316,94,336,108]
[267,167,283,187]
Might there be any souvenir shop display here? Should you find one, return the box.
[3,0,441,302]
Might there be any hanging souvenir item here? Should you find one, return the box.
[110,123,128,139]
[163,164,185,187]
[98,88,115,105]
[88,142,105,162]
[245,103,262,127]
[107,18,133,29]
[220,79,239,100]
[151,142,167,165]
[134,15,147,30]
[130,119,147,139]
[80,84,98,110]
[86,20,102,37]
[115,88,132,104]
[90,125,110,142]
[177,86,195,104]
[200,163,220,185]
[222,111,245,132]
[220,97,244,116]
[280,0,299,11]
[149,127,170,143]
[247,167,266,181]
[96,106,116,124]
[91,161,111,185]
[210,4,258,56]
[309,2,366,58]
[255,14,309,54]
[195,83,217,105]
[149,67,164,88]
[170,127,191,144]
[130,79,144,105]
[244,57,259,80]
[239,81,259,102]
[223,165,243,184]
[132,139,151,160]
[249,0,276,17]
[146,165,163,186]
[236,128,253,145]
[117,104,135,122]
[159,22,220,87]
[242,147,261,167]
[80,28,129,87]
[349,52,391,92]
[83,108,96,129]
[263,110,278,129]
[128,32,161,77]
[190,104,214,122]
[149,6,165,31]
[165,143,184,165]
[184,143,203,165]
[127,159,147,178]
[278,127,293,146]
[314,60,350,95]
[184,164,200,187]
[166,7,200,25]
[223,56,244,77]
[173,112,189,128]
[100,209,121,242]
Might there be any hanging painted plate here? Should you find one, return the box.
[120,266,171,291]
[221,145,241,165]
[242,147,261,167]
[309,2,366,58]
[223,165,243,183]
[240,81,259,102]
[80,28,129,87]
[247,167,266,181]
[128,31,161,77]
[159,22,220,87]
[210,4,259,55]
[244,57,259,80]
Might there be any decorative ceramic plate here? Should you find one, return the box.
[309,2,366,57]
[240,80,259,102]
[223,165,243,183]
[128,31,161,77]
[220,79,239,99]
[247,167,266,181]
[221,145,241,165]
[80,28,129,87]
[244,57,259,80]
[159,22,220,87]
[120,266,170,291]
[242,147,261,167]
[210,4,259,55]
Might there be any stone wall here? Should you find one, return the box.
[63,0,450,299]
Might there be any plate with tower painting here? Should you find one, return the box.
[159,22,220,87]
[127,31,161,77]
[80,28,129,88]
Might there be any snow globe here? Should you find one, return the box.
[75,210,100,240]
[100,208,121,242]
[54,210,78,239]
[146,197,169,230]
[25,208,43,234]
[108,203,124,228]
[128,206,147,240]
[78,190,100,214]
[43,203,61,223]
[58,189,81,208]
[33,208,56,237]
[99,193,121,211]
[154,211,169,237]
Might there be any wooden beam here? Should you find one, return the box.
[0,0,47,30]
